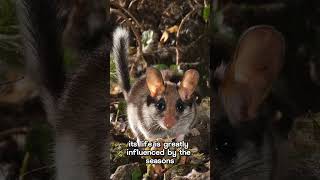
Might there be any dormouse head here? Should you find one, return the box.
[212,25,286,178]
[145,67,199,130]
[218,25,285,126]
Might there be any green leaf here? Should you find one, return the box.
[0,0,22,67]
[25,123,54,162]
[169,64,178,72]
[153,64,168,70]
[143,164,153,179]
[118,100,127,116]
[202,4,211,23]
[131,168,142,180]
[110,54,118,83]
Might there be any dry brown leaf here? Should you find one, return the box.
[167,25,179,33]
[160,31,169,44]
[160,25,179,44]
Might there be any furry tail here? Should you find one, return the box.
[17,0,65,125]
[113,27,131,100]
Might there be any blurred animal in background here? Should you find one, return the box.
[17,0,110,179]
[212,25,320,180]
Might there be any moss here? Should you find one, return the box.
[111,142,130,173]
[110,54,117,84]
[117,100,127,116]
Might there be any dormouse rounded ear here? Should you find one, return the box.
[146,67,165,97]
[179,69,199,101]
[221,25,285,124]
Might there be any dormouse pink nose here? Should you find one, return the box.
[164,116,176,129]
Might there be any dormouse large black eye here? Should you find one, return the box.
[176,100,185,113]
[155,98,166,112]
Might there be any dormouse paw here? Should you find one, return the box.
[189,128,200,136]
[175,134,185,142]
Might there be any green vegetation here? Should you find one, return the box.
[0,0,21,66]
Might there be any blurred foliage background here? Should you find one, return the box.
[0,0,320,179]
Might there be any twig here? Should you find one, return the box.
[185,34,206,52]
[128,0,139,9]
[111,9,145,74]
[19,164,54,178]
[0,76,24,86]
[111,9,143,54]
[0,127,29,141]
[19,152,30,180]
[110,1,143,31]
[126,21,145,76]
[176,6,201,65]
